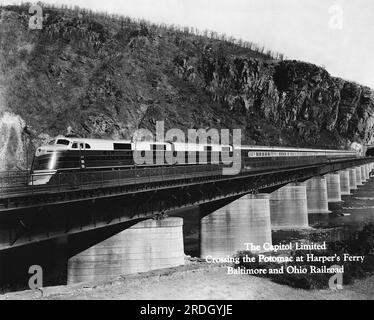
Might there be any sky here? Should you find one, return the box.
[2,0,374,88]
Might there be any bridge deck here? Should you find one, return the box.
[0,158,369,209]
[0,165,223,199]
[0,157,371,250]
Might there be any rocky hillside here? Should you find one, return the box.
[1,4,374,170]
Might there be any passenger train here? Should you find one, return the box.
[29,136,360,185]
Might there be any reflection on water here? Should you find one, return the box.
[308,179,374,240]
[172,178,374,257]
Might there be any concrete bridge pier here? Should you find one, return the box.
[339,170,351,196]
[67,218,185,284]
[304,177,330,214]
[355,167,363,186]
[269,184,308,230]
[348,168,358,191]
[364,164,370,181]
[365,164,370,180]
[200,194,272,258]
[325,173,342,203]
[361,166,368,182]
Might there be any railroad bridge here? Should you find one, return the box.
[0,156,373,289]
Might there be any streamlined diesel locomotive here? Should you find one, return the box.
[29,136,359,185]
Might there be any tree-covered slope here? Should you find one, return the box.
[0,4,373,169]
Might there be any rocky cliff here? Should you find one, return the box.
[1,4,373,170]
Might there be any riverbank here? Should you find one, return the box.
[1,258,373,300]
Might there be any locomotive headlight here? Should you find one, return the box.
[36,148,49,156]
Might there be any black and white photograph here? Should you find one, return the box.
[0,0,374,305]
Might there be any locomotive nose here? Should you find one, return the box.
[36,147,44,156]
[36,147,50,156]
[36,146,55,156]
[36,145,65,156]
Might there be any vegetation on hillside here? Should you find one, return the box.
[0,3,373,170]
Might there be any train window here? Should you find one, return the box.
[114,143,131,150]
[72,143,78,149]
[56,139,70,145]
[48,140,55,145]
[80,143,84,149]
[85,143,91,149]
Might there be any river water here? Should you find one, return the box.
[173,177,374,257]
[306,177,374,241]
